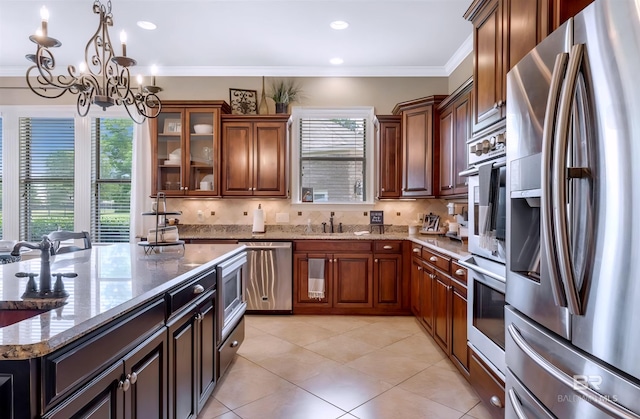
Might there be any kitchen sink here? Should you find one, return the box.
[0,308,47,328]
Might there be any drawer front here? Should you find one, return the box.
[294,240,371,253]
[373,240,402,253]
[422,248,451,272]
[451,260,467,285]
[167,269,216,316]
[218,317,245,378]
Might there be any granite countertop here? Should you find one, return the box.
[0,242,245,359]
[177,224,469,260]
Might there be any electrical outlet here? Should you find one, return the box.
[210,211,215,216]
[331,211,335,216]
[363,212,368,216]
[297,211,302,216]
[396,212,401,216]
[243,211,248,216]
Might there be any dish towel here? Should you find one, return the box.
[478,162,495,251]
[308,258,325,300]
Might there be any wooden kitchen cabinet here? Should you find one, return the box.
[470,346,505,417]
[377,115,403,199]
[392,96,446,198]
[410,244,423,317]
[293,240,407,315]
[221,115,288,197]
[438,79,472,197]
[151,101,230,197]
[465,0,594,135]
[433,272,451,354]
[373,240,403,310]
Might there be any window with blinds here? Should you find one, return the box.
[91,118,133,243]
[19,117,75,241]
[299,117,368,203]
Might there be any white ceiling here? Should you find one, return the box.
[0,0,473,78]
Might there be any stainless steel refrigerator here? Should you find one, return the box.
[506,0,640,417]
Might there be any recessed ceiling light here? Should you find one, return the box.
[330,57,344,65]
[330,21,349,30]
[137,21,157,30]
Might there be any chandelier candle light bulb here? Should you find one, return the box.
[120,30,127,57]
[40,6,49,37]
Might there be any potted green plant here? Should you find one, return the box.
[268,79,303,113]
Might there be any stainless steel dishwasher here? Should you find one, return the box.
[240,241,292,313]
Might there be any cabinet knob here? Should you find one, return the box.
[184,186,189,191]
[381,188,385,192]
[230,340,239,348]
[490,395,503,408]
[374,259,379,263]
[334,258,337,262]
[328,259,332,263]
[193,284,205,294]
[455,269,465,276]
[493,102,499,109]
[413,248,420,253]
[118,377,131,392]
[128,372,138,385]
[383,245,393,250]
[417,266,422,271]
[429,256,437,262]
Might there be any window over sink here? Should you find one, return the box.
[291,107,375,205]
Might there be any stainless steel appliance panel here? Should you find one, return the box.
[506,368,554,419]
[217,251,247,344]
[569,1,640,381]
[242,242,292,313]
[506,307,640,419]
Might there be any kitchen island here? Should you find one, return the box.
[0,242,246,419]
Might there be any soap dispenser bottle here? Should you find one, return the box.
[305,219,313,234]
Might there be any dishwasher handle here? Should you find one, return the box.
[241,242,292,250]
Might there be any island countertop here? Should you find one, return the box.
[0,242,245,359]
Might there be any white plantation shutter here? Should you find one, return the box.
[299,117,367,203]
[19,117,75,241]
[91,118,133,243]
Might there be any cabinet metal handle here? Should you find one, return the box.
[128,372,138,385]
[490,395,503,408]
[118,378,131,392]
[230,340,239,348]
[328,259,332,263]
[417,266,422,271]
[381,188,385,192]
[429,256,437,262]
[193,284,205,294]
[383,245,393,250]
[374,259,379,263]
[455,269,464,276]
[184,187,189,190]
[412,248,420,253]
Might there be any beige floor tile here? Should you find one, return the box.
[465,401,493,419]
[243,324,267,339]
[304,333,379,364]
[399,365,480,413]
[233,386,347,419]
[236,331,300,362]
[295,315,374,334]
[433,357,459,371]
[338,414,360,419]
[366,315,425,334]
[213,357,296,410]
[244,314,295,331]
[381,334,448,364]
[296,364,393,411]
[197,397,230,419]
[212,412,242,419]
[259,319,341,346]
[350,386,465,419]
[345,348,431,385]
[341,322,416,349]
[254,345,341,383]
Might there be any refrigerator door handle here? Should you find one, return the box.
[508,324,640,419]
[552,43,584,316]
[541,52,570,308]
[507,389,529,419]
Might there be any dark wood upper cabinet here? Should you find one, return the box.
[221,115,288,198]
[438,79,472,197]
[377,115,402,199]
[392,96,446,198]
[465,0,594,135]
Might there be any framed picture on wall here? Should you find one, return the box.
[302,187,314,202]
[229,88,258,115]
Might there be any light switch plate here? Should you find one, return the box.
[275,212,289,223]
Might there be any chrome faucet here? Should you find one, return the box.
[329,217,334,233]
[11,236,68,299]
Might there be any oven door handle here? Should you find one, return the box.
[457,256,505,283]
[459,158,507,177]
[508,324,640,419]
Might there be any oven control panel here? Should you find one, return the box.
[468,129,506,166]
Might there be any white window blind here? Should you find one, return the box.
[19,117,75,241]
[91,118,133,243]
[299,117,367,203]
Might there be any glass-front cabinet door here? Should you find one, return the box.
[155,109,184,196]
[185,108,219,196]
[151,102,228,196]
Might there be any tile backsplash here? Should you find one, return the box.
[161,198,465,229]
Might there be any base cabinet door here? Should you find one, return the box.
[42,363,124,419]
[168,309,197,419]
[293,253,331,308]
[433,273,451,354]
[333,253,373,308]
[451,282,469,374]
[196,297,217,411]
[374,254,402,310]
[410,257,422,316]
[420,268,434,334]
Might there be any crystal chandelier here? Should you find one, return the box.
[25,0,162,123]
